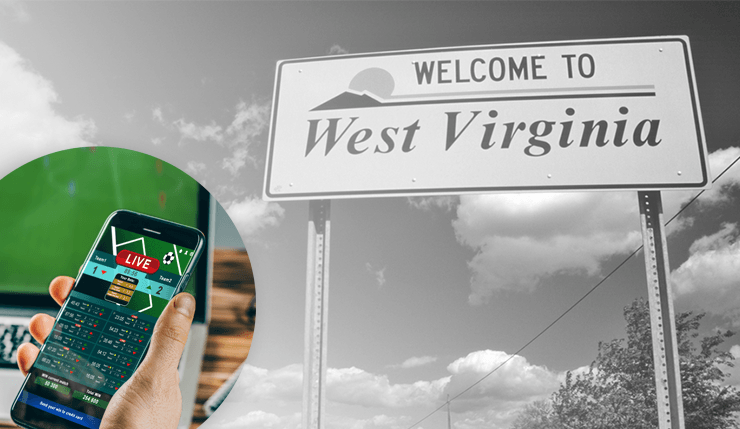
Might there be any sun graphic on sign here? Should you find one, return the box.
[312,67,397,111]
[348,67,395,99]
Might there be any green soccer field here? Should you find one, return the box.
[98,227,195,277]
[125,288,170,316]
[0,147,201,295]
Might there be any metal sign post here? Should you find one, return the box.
[303,200,331,429]
[638,191,684,429]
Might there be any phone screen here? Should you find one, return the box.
[13,222,198,429]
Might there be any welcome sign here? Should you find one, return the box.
[264,36,709,200]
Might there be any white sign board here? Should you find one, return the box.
[264,36,709,200]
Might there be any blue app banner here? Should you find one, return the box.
[18,391,102,429]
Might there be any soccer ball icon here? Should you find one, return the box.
[162,252,175,265]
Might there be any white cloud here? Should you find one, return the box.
[366,263,387,288]
[367,414,410,428]
[224,195,285,240]
[390,356,438,369]
[221,147,249,176]
[221,100,270,175]
[731,345,740,359]
[671,222,740,324]
[173,118,223,143]
[453,191,642,304]
[152,106,164,124]
[220,350,560,429]
[695,146,740,205]
[225,100,269,144]
[217,410,300,429]
[452,148,740,304]
[156,100,270,176]
[328,44,349,55]
[151,136,164,146]
[407,196,458,212]
[328,367,447,409]
[0,41,95,178]
[226,363,446,410]
[441,350,562,429]
[661,146,740,225]
[211,407,411,429]
[445,350,560,412]
[723,345,740,390]
[184,160,207,177]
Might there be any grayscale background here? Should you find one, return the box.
[1,2,739,428]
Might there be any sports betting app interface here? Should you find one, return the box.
[16,225,195,429]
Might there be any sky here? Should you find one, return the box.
[1,2,740,428]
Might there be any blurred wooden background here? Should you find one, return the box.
[190,248,254,428]
[0,248,255,429]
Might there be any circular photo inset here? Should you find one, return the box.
[0,147,255,429]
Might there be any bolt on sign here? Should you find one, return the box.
[263,36,709,201]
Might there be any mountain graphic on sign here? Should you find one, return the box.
[312,91,384,111]
[312,67,395,111]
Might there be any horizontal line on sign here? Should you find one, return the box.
[312,91,656,111]
[386,85,656,99]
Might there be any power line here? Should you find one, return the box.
[406,154,740,429]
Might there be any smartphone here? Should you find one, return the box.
[11,210,205,429]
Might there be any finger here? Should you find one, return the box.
[28,313,56,345]
[49,276,75,306]
[17,343,40,376]
[140,293,195,371]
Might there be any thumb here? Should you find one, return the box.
[140,293,195,371]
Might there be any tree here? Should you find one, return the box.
[511,299,740,429]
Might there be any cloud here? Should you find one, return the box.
[222,350,560,429]
[362,414,412,429]
[661,146,740,226]
[444,350,561,412]
[221,100,271,175]
[217,410,300,429]
[173,118,223,143]
[228,363,446,410]
[722,345,740,390]
[671,222,740,324]
[328,44,349,55]
[155,100,270,176]
[217,410,411,429]
[452,148,740,304]
[453,191,642,303]
[328,367,447,409]
[441,350,562,429]
[407,196,458,212]
[390,356,438,369]
[224,195,285,240]
[694,146,740,205]
[365,263,387,287]
[152,106,164,124]
[0,41,95,178]
[184,160,206,177]
[151,137,164,146]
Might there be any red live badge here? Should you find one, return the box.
[116,250,160,274]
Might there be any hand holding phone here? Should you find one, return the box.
[16,277,196,429]
[11,211,205,429]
